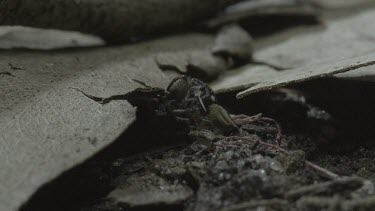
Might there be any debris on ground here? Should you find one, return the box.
[4,1,375,211]
[212,8,375,96]
[23,75,375,211]
[213,52,375,98]
[212,24,254,64]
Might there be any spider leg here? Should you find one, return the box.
[70,87,129,104]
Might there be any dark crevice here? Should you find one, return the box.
[0,71,14,77]
[21,113,186,211]
[219,78,375,153]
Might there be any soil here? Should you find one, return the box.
[21,78,375,211]
[3,3,375,211]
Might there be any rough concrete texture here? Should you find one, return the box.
[0,33,212,211]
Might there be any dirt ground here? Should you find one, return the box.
[20,78,375,211]
[6,3,375,211]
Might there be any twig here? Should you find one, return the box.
[250,140,259,150]
[258,117,282,142]
[214,143,240,148]
[226,136,287,153]
[305,161,340,180]
[224,136,340,180]
[231,114,282,142]
[286,177,362,201]
[230,113,263,123]
[230,114,251,120]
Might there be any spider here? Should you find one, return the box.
[71,76,216,130]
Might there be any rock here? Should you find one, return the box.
[250,154,284,174]
[187,52,228,81]
[108,175,193,207]
[355,167,373,179]
[277,150,306,174]
[212,24,254,63]
[220,199,288,211]
[286,177,364,201]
